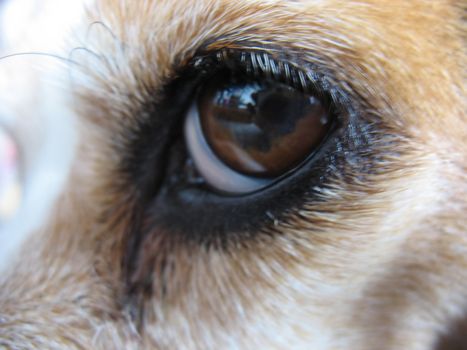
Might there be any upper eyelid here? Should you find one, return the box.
[79,0,401,125]
[179,48,357,118]
[77,3,368,121]
[184,48,326,94]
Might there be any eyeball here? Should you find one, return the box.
[184,71,332,195]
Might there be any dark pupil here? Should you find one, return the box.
[198,73,331,177]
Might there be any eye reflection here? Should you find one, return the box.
[184,71,332,195]
[200,74,330,177]
[0,127,21,222]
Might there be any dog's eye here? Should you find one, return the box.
[126,50,360,238]
[185,70,332,195]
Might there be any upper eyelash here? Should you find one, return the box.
[190,49,332,96]
[175,49,346,196]
[185,48,359,123]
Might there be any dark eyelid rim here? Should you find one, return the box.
[185,91,339,197]
[133,46,355,197]
[138,46,358,208]
[124,44,362,211]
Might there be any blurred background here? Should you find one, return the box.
[0,0,78,268]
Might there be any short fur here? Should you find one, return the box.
[0,0,466,349]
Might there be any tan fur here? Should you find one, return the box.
[0,0,466,349]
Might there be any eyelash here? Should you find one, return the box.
[188,49,338,101]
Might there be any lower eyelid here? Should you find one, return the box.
[180,50,342,196]
[123,47,371,243]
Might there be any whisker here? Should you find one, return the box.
[86,21,120,45]
[68,46,106,64]
[0,51,81,67]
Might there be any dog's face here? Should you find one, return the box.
[0,0,466,349]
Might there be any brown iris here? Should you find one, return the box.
[198,73,332,177]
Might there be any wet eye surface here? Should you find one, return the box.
[199,73,331,177]
[184,70,332,195]
[125,49,372,241]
